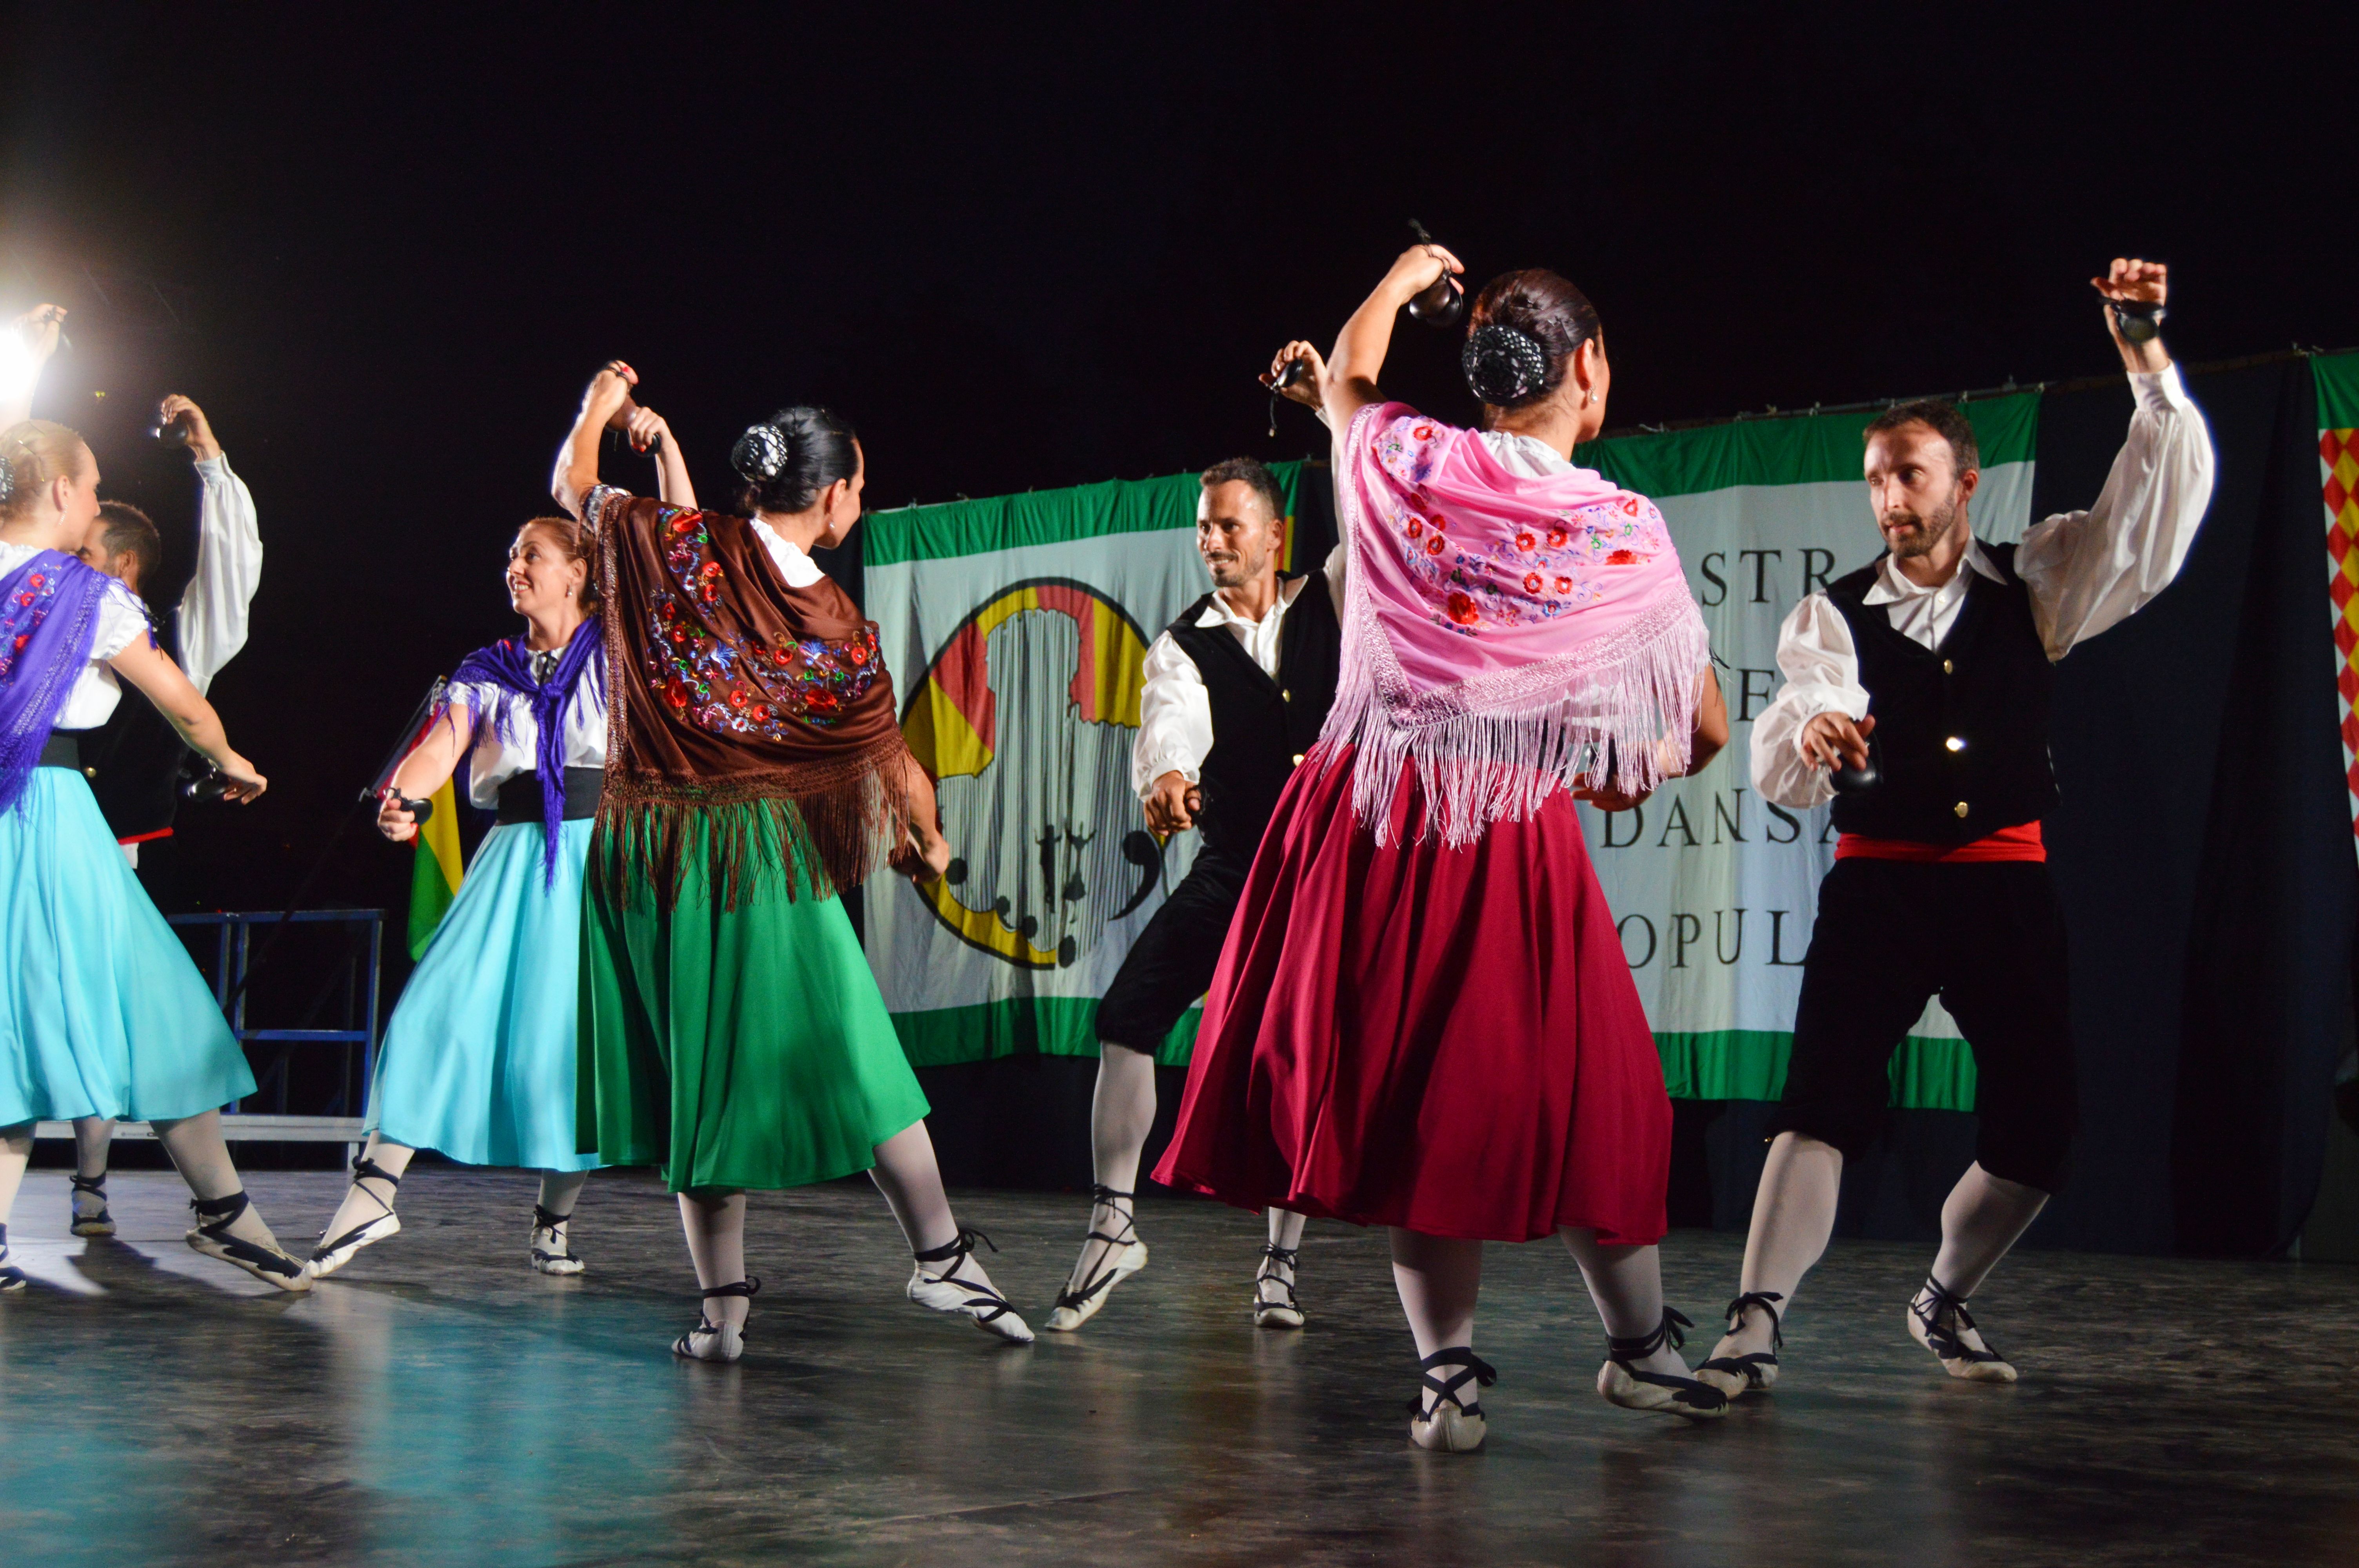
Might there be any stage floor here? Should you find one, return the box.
[1,1169,2353,1567]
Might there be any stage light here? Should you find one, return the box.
[0,331,36,406]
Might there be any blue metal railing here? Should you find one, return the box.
[167,909,384,1123]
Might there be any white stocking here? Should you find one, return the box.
[534,1170,590,1252]
[0,1124,31,1230]
[1561,1229,1687,1376]
[72,1117,113,1179]
[1719,1131,1844,1356]
[153,1110,290,1254]
[321,1134,414,1243]
[676,1189,751,1328]
[1928,1162,2048,1300]
[1089,1042,1157,1197]
[869,1121,1008,1300]
[1390,1228,1483,1410]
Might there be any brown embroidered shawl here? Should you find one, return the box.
[587,485,911,907]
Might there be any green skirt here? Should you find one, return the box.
[578,800,930,1193]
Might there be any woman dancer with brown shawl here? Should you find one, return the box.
[553,362,1029,1359]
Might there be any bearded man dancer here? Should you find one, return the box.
[1697,260,2214,1396]
[1048,442,1343,1333]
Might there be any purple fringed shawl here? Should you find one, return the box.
[1328,403,1712,846]
[0,550,115,817]
[445,619,605,886]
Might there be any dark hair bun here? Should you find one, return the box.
[1461,325,1552,408]
[731,422,791,484]
[733,405,861,516]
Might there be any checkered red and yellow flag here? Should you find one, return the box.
[2317,354,2359,862]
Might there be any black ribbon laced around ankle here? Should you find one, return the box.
[1912,1277,2005,1364]
[916,1229,1023,1328]
[1056,1192,1139,1314]
[1724,1290,1785,1348]
[1606,1307,1692,1362]
[1254,1243,1301,1312]
[1409,1348,1499,1419]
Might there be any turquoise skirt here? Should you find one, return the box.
[367,818,602,1172]
[0,768,254,1127]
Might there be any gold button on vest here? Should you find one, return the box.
[1954,801,1970,818]
[1943,659,1954,674]
[1292,753,1305,766]
[1281,688,1291,702]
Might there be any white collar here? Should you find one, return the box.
[1863,537,2005,605]
[1195,573,1306,628]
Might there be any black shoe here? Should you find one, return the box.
[1598,1309,1728,1420]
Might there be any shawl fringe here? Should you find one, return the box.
[592,735,912,913]
[1327,582,1711,848]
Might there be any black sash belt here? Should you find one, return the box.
[38,730,91,771]
[494,766,604,825]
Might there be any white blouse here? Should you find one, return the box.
[2,542,155,730]
[447,671,611,809]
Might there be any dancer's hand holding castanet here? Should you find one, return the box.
[1143,769,1201,834]
[1799,710,1876,772]
[2092,257,2170,372]
[1261,341,1328,410]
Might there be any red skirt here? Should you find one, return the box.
[1152,743,1671,1245]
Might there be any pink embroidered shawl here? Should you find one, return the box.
[1327,401,1710,845]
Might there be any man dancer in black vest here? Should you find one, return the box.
[1047,453,1343,1332]
[67,395,264,1241]
[1698,260,2214,1396]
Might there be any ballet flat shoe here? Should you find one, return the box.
[673,1320,743,1363]
[1043,1239,1147,1333]
[1408,1403,1487,1453]
[1907,1307,2018,1382]
[1597,1360,1729,1420]
[307,1212,399,1279]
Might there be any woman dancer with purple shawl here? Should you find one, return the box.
[1157,248,1730,1447]
[0,419,309,1293]
[311,408,694,1279]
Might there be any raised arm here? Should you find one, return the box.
[1319,246,1464,432]
[162,395,264,692]
[0,304,67,428]
[624,404,698,509]
[105,637,266,802]
[2016,260,2215,656]
[551,361,640,520]
[374,701,474,843]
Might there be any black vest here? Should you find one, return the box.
[1164,576,1341,856]
[84,604,189,841]
[1824,544,2057,844]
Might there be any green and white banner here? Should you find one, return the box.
[861,465,1310,1067]
[1575,392,2041,1109]
[861,399,2038,1106]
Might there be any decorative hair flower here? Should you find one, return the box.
[731,422,790,483]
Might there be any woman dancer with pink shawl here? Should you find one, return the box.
[1156,246,1729,1448]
